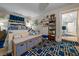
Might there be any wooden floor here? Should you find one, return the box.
[0,47,7,56]
[62,36,78,42]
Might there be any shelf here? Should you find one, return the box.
[48,34,55,36]
[8,21,26,30]
[49,26,55,28]
[49,21,56,22]
[48,14,56,40]
[49,29,56,30]
[9,22,24,25]
[49,23,56,26]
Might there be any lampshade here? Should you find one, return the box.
[62,26,66,30]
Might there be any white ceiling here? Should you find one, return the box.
[0,3,74,17]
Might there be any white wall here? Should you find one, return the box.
[35,15,48,35]
[37,25,48,35]
[39,4,79,42]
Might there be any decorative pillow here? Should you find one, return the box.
[14,34,21,39]
[14,32,29,39]
[19,32,29,38]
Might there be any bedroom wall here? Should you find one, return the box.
[38,4,79,42]
[35,16,48,35]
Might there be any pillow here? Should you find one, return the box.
[14,32,29,39]
[14,34,21,39]
[19,32,29,38]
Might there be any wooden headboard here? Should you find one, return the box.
[0,31,4,40]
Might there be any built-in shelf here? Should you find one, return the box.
[8,15,25,30]
[9,22,25,25]
[48,14,56,40]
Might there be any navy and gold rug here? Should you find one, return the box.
[21,40,79,56]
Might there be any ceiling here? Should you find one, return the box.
[0,3,74,17]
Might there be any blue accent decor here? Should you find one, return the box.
[46,53,51,56]
[21,40,79,56]
[50,47,54,51]
[69,48,76,53]
[42,35,48,39]
[9,15,24,22]
[37,49,42,54]
[62,26,66,30]
[60,45,64,48]
[6,40,78,56]
[59,51,64,56]
[21,51,29,56]
[0,40,5,48]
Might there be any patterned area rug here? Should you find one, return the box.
[21,40,79,56]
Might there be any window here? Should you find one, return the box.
[62,11,77,36]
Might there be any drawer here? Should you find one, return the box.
[35,37,42,42]
[27,37,42,49]
[27,40,34,48]
[16,42,26,56]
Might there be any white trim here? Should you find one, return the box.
[61,7,79,14]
